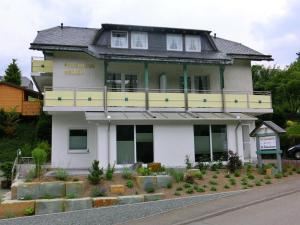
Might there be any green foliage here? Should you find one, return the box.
[196,186,205,192]
[126,180,134,188]
[35,113,51,144]
[0,108,20,137]
[265,179,272,184]
[227,151,242,173]
[66,192,77,199]
[274,173,283,179]
[184,174,194,184]
[24,207,34,216]
[209,180,218,186]
[247,173,255,180]
[90,187,107,197]
[234,171,240,177]
[166,181,172,189]
[194,170,203,180]
[225,174,231,179]
[23,194,33,200]
[145,184,155,193]
[137,167,152,176]
[210,163,218,171]
[185,155,192,169]
[176,186,183,191]
[88,160,103,185]
[296,168,300,174]
[122,167,133,180]
[36,141,51,162]
[255,180,262,186]
[224,184,230,189]
[195,161,209,171]
[54,168,69,181]
[25,169,36,182]
[105,163,115,180]
[229,177,236,186]
[174,191,181,196]
[3,59,21,86]
[0,161,13,181]
[32,147,47,178]
[210,186,217,191]
[184,183,192,189]
[169,169,184,183]
[186,187,194,194]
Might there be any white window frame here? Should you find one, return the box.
[166,34,183,51]
[111,31,128,49]
[131,31,148,49]
[68,128,89,154]
[185,35,201,52]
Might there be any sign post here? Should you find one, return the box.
[250,121,286,173]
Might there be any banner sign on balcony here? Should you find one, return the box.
[64,63,95,75]
[259,136,276,150]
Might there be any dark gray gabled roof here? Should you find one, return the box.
[214,37,272,61]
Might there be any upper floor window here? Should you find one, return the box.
[185,35,201,52]
[131,32,148,49]
[111,31,128,48]
[167,34,183,51]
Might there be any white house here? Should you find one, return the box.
[30,23,273,169]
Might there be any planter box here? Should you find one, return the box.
[39,182,65,198]
[144,193,165,202]
[93,197,118,208]
[17,182,40,200]
[109,184,125,194]
[35,198,64,215]
[118,195,144,205]
[65,181,84,198]
[0,200,35,219]
[64,197,92,212]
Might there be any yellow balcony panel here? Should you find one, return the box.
[76,91,103,107]
[149,93,185,108]
[224,94,248,109]
[249,95,272,109]
[32,60,53,73]
[107,92,145,107]
[45,91,74,107]
[188,93,222,108]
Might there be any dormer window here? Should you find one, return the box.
[111,31,128,48]
[131,32,148,49]
[167,34,183,51]
[185,35,201,52]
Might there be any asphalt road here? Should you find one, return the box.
[189,191,300,225]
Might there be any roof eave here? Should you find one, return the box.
[228,53,273,61]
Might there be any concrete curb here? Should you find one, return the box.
[174,188,300,225]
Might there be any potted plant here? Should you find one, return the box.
[0,162,13,189]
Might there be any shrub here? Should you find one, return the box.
[247,173,255,180]
[126,180,134,188]
[105,163,115,180]
[241,177,248,182]
[174,191,181,196]
[90,187,107,197]
[224,184,230,189]
[196,187,205,192]
[36,141,51,162]
[243,186,248,189]
[23,194,33,200]
[32,148,47,178]
[54,168,69,181]
[176,186,183,191]
[25,169,36,182]
[166,181,173,189]
[255,180,262,186]
[122,168,133,180]
[194,170,203,180]
[186,188,194,194]
[265,179,272,184]
[247,183,254,188]
[184,183,192,189]
[185,155,192,169]
[234,171,240,177]
[24,207,34,216]
[73,178,79,182]
[209,180,218,186]
[296,168,300,174]
[88,160,103,185]
[137,167,151,176]
[195,161,209,171]
[227,151,242,173]
[289,171,293,175]
[171,170,184,183]
[264,175,271,179]
[217,160,224,169]
[210,163,218,171]
[0,109,20,137]
[0,161,13,182]
[35,113,51,144]
[210,186,217,191]
[245,163,253,173]
[274,173,283,179]
[229,178,236,185]
[184,174,194,184]
[212,174,218,179]
[225,174,231,179]
[145,185,155,193]
[241,180,248,186]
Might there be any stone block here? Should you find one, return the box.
[0,200,35,219]
[39,182,65,198]
[156,175,172,188]
[109,184,125,194]
[64,197,92,212]
[135,176,157,190]
[144,193,165,202]
[65,181,84,198]
[93,197,118,208]
[10,181,21,200]
[35,198,64,215]
[118,195,144,205]
[17,182,40,200]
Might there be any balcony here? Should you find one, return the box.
[31,57,53,74]
[43,87,272,114]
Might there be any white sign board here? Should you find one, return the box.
[259,136,277,150]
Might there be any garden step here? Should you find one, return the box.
[64,197,92,212]
[118,195,144,205]
[35,198,64,215]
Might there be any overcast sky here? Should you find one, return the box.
[0,0,299,79]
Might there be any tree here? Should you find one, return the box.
[3,59,21,86]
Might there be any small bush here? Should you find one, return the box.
[224,184,230,189]
[234,171,240,177]
[229,178,236,186]
[212,174,218,179]
[227,150,242,173]
[137,167,152,176]
[210,186,217,191]
[88,160,103,185]
[185,155,192,169]
[42,194,54,199]
[122,168,133,179]
[209,180,218,186]
[225,174,231,179]
[0,162,13,182]
[247,183,254,188]
[184,183,192,189]
[193,184,199,190]
[54,168,69,181]
[289,171,293,175]
[174,191,181,196]
[23,194,33,200]
[241,180,248,186]
[176,186,183,191]
[241,177,248,182]
[184,174,194,184]
[196,162,209,171]
[274,173,283,179]
[25,169,36,182]
[105,163,115,180]
[194,170,203,180]
[296,168,300,174]
[265,179,272,184]
[145,186,155,193]
[24,207,34,216]
[170,169,184,183]
[166,181,173,189]
[186,188,194,194]
[210,163,218,171]
[90,187,107,197]
[255,180,262,186]
[196,187,205,192]
[283,173,288,177]
[243,186,248,189]
[264,175,271,179]
[32,147,47,178]
[247,173,255,180]
[246,163,253,173]
[73,178,79,182]
[126,180,134,188]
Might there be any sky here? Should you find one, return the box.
[0,0,299,80]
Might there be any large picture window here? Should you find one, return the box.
[167,34,183,51]
[194,125,228,162]
[131,32,148,49]
[111,31,128,48]
[117,125,135,164]
[69,129,87,151]
[107,73,122,91]
[180,75,209,92]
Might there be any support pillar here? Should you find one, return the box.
[219,65,225,112]
[144,62,149,110]
[183,63,188,111]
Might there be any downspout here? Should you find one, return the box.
[107,116,111,166]
[235,116,242,161]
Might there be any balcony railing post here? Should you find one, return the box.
[104,86,107,112]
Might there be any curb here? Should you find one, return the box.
[174,188,300,225]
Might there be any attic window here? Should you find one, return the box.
[111,31,128,48]
[167,34,183,51]
[131,32,148,49]
[185,35,201,52]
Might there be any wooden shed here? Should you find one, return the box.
[0,82,42,116]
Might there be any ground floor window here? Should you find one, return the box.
[116,125,153,164]
[69,129,87,151]
[194,125,228,162]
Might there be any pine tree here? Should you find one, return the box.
[3,59,21,86]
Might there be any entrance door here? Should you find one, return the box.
[242,124,251,161]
